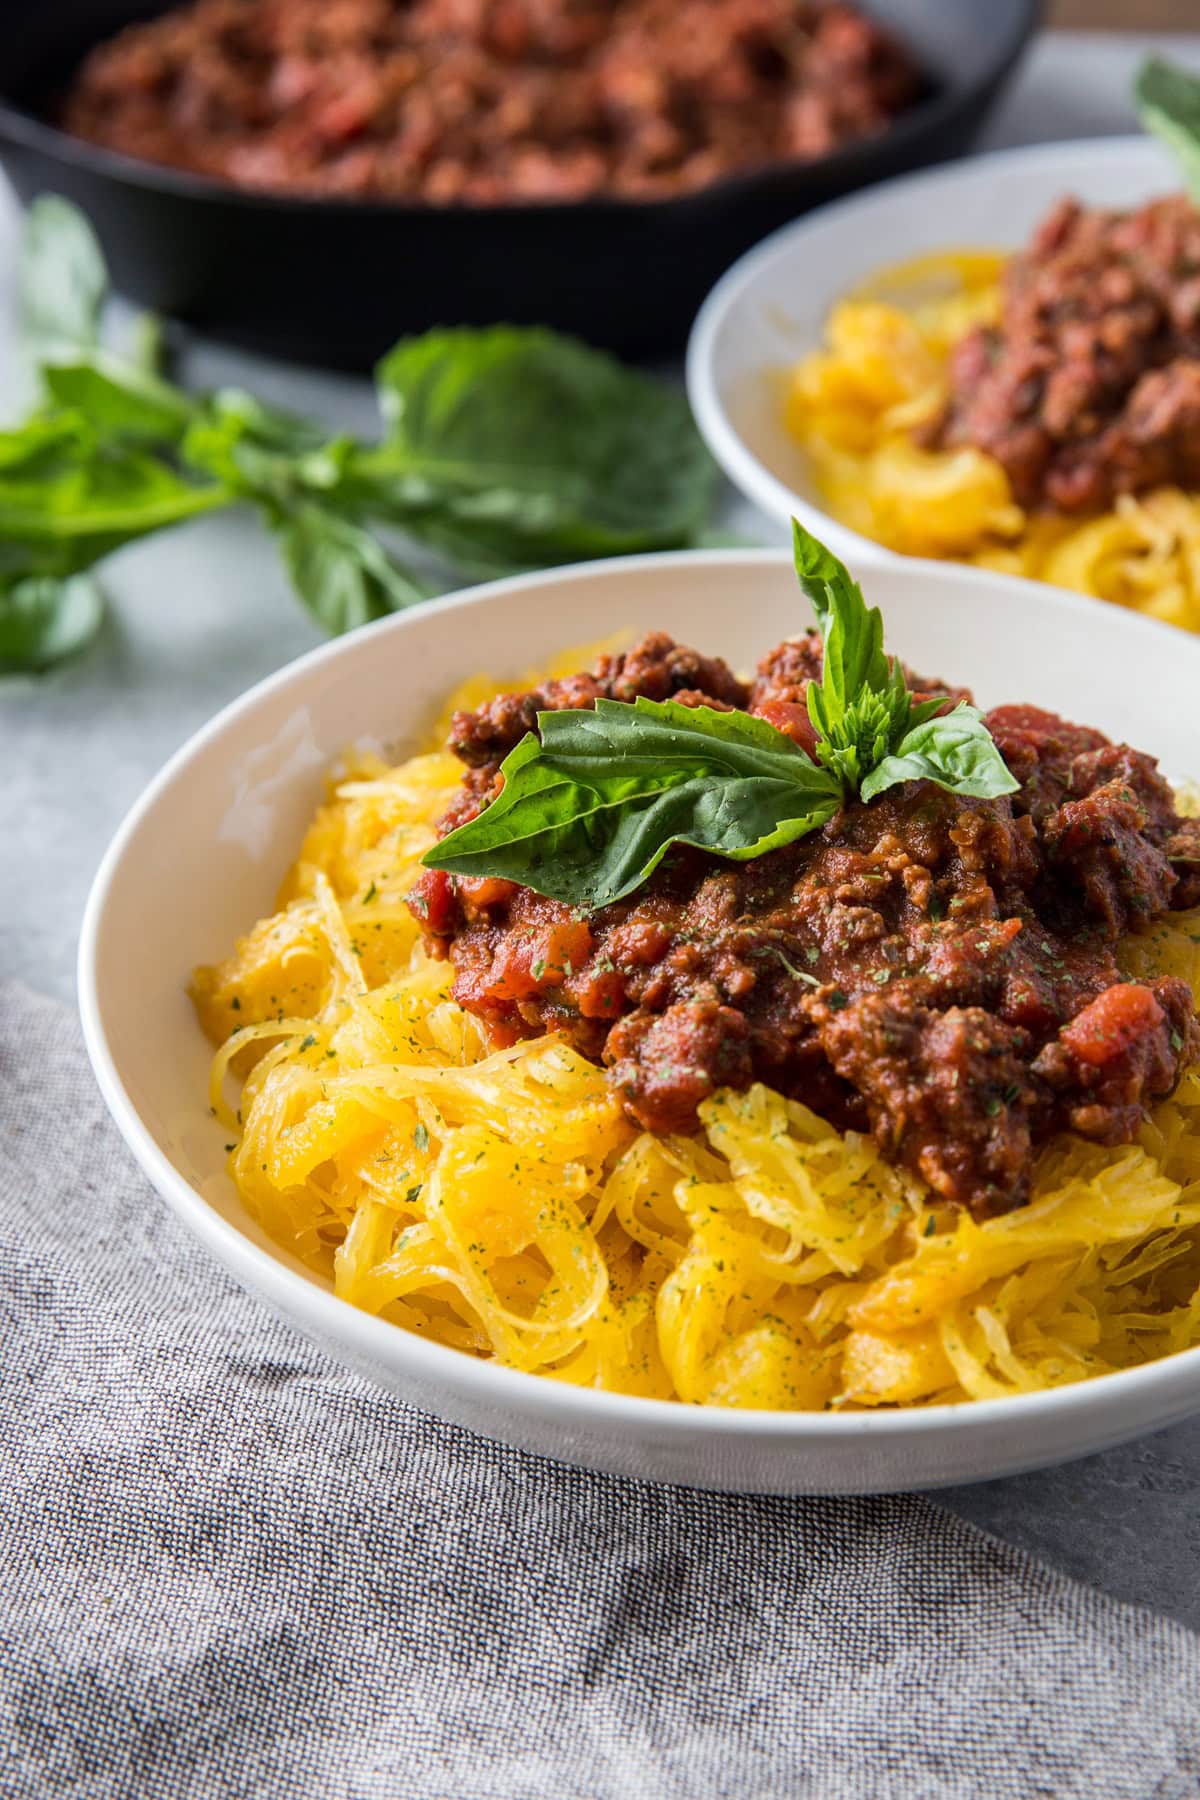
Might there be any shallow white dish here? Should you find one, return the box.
[686,136,1176,559]
[79,548,1200,1494]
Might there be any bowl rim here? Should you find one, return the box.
[685,130,1168,549]
[0,0,1041,221]
[77,545,1200,1444]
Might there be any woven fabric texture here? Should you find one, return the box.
[3,980,1198,1800]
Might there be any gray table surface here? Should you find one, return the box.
[5,30,1199,1631]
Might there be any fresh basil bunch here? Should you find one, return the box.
[1,198,717,672]
[425,521,1017,908]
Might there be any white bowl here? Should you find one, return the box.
[686,136,1176,557]
[79,549,1200,1494]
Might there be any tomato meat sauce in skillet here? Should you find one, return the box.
[409,629,1200,1222]
[61,0,920,204]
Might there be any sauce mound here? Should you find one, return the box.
[410,631,1200,1219]
[923,194,1200,513]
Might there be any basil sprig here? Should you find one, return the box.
[790,524,1018,805]
[1135,58,1200,202]
[2,198,716,673]
[425,522,1017,908]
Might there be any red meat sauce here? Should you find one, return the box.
[408,631,1200,1220]
[923,192,1200,513]
[61,0,920,204]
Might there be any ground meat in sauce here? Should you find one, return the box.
[409,632,1200,1220]
[921,193,1200,513]
[61,0,920,204]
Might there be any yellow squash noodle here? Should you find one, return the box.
[192,659,1200,1410]
[784,250,1200,634]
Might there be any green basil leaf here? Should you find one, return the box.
[793,518,892,731]
[205,388,330,458]
[41,348,196,444]
[373,327,716,561]
[425,695,843,908]
[904,694,954,730]
[339,487,559,580]
[183,395,350,512]
[0,429,228,579]
[19,197,108,351]
[860,705,1019,803]
[353,505,529,582]
[0,413,91,474]
[818,685,901,792]
[276,502,431,634]
[1136,58,1200,203]
[128,310,167,376]
[0,572,104,673]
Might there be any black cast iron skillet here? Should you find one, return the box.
[0,0,1043,368]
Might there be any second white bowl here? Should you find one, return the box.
[686,135,1177,561]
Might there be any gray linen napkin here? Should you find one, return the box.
[3,979,1198,1800]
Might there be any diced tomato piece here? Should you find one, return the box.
[545,917,593,980]
[609,918,673,966]
[574,966,626,1019]
[751,697,821,758]
[407,868,457,935]
[457,874,521,912]
[1060,983,1165,1067]
[483,914,594,1000]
